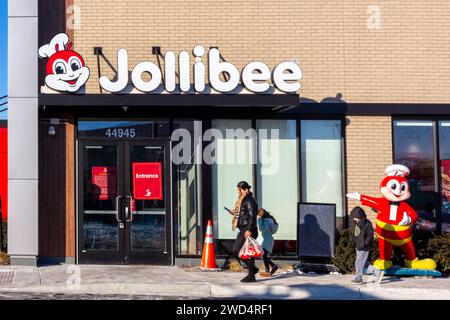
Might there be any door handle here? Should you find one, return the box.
[115,196,124,222]
[125,195,133,222]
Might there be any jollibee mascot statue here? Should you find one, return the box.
[347,164,436,270]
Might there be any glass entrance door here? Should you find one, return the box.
[124,141,171,264]
[78,139,171,264]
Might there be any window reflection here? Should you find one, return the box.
[439,122,450,233]
[394,121,436,231]
[211,119,254,241]
[210,119,255,257]
[83,145,119,251]
[173,120,202,255]
[257,120,299,255]
[301,120,343,218]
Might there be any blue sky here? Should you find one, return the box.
[0,0,6,120]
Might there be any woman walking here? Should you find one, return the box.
[232,181,259,283]
[257,208,279,276]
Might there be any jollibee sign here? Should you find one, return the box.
[38,33,90,93]
[39,33,302,94]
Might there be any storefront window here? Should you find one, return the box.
[439,121,450,233]
[393,121,436,231]
[301,120,344,218]
[211,119,343,256]
[211,119,254,241]
[173,120,202,255]
[256,120,298,255]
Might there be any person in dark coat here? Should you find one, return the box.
[350,206,383,284]
[232,181,259,283]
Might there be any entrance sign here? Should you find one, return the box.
[132,162,163,200]
[91,166,117,200]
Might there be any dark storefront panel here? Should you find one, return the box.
[393,121,436,221]
[439,121,450,232]
[172,120,203,256]
[38,113,76,263]
[393,119,450,233]
[82,144,120,251]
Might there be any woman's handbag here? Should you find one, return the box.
[239,237,263,260]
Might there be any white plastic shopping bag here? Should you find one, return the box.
[238,237,263,259]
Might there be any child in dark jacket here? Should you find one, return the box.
[350,206,383,284]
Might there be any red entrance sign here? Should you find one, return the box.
[132,162,163,200]
[91,166,117,200]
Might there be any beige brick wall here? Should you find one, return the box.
[346,116,393,223]
[71,0,450,102]
[68,2,440,223]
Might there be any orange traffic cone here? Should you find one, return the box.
[201,220,220,271]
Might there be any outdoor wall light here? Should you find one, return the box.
[48,126,56,136]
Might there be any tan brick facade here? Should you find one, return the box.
[346,116,393,222]
[72,0,450,102]
[68,1,442,221]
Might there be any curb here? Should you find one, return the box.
[359,287,450,300]
[1,282,450,300]
[0,283,212,297]
[210,284,362,299]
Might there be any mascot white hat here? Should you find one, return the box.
[385,164,410,177]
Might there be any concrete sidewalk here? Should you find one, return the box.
[0,265,449,300]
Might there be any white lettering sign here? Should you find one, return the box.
[136,173,159,179]
[40,34,302,95]
[99,46,302,94]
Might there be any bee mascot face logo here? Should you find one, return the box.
[38,33,90,93]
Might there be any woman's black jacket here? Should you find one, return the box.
[237,193,258,233]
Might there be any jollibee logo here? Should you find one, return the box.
[38,33,90,93]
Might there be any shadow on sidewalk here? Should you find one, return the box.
[226,282,379,300]
[378,277,403,284]
[256,270,416,286]
[254,272,299,282]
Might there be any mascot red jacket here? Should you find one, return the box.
[347,164,436,270]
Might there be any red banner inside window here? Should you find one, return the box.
[91,166,117,200]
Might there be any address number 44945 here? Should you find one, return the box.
[105,128,136,138]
